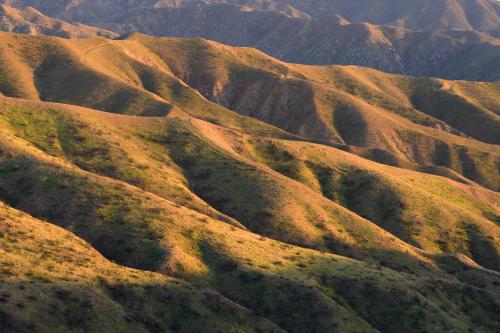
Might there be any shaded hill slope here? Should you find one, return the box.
[1,96,498,270]
[0,97,499,332]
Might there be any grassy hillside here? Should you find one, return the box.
[2,97,497,269]
[0,32,498,191]
[250,137,499,269]
[0,98,426,271]
[1,98,499,332]
[133,34,500,189]
[0,201,284,333]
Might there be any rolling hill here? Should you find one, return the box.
[0,31,499,332]
[1,97,500,333]
[0,32,498,190]
[98,3,500,80]
[2,0,500,80]
[0,201,283,332]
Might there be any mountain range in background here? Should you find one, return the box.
[3,0,500,31]
[1,0,500,80]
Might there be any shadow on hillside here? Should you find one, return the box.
[222,69,332,140]
[34,54,172,116]
[332,104,369,147]
[0,155,166,271]
[198,239,500,333]
[0,277,280,333]
[465,223,500,272]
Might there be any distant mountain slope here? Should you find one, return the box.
[0,4,116,38]
[5,0,500,32]
[98,3,500,80]
[2,0,500,80]
[242,0,500,32]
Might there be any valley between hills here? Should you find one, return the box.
[0,31,498,332]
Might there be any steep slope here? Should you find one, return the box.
[258,0,500,32]
[0,97,427,272]
[0,4,116,38]
[249,137,500,269]
[1,97,500,333]
[0,32,498,191]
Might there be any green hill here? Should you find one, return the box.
[0,201,284,332]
